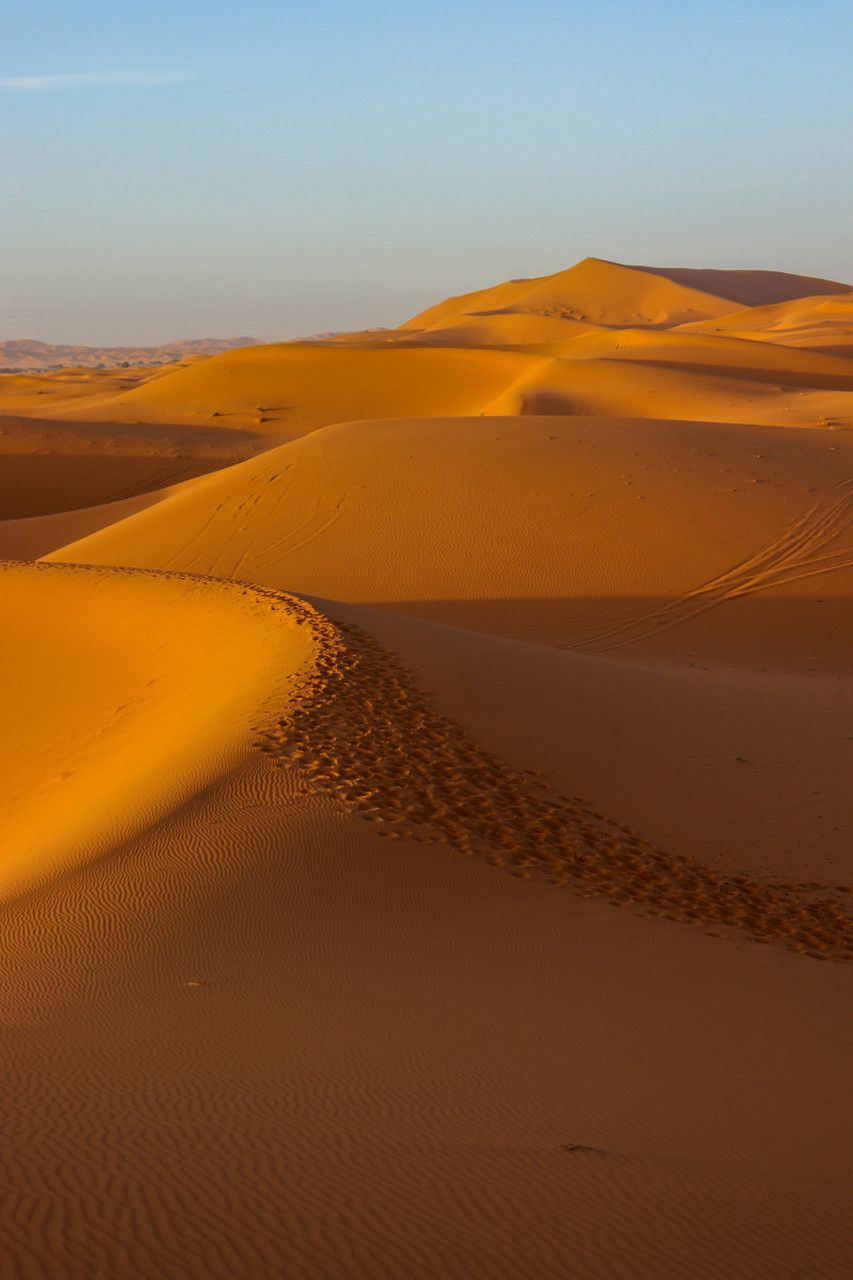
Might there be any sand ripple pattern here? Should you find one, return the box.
[566,477,853,651]
[255,599,853,962]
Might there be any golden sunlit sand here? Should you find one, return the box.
[2,258,852,1279]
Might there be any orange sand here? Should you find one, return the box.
[1,257,852,1279]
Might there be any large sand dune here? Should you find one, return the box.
[2,256,852,1279]
[402,255,851,331]
[47,413,853,670]
[5,259,850,437]
[679,289,853,356]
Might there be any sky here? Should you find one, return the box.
[2,0,852,345]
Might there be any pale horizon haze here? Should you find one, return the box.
[3,0,852,345]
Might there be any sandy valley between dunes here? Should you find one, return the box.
[1,257,852,1279]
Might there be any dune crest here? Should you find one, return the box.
[0,560,315,898]
[403,255,852,332]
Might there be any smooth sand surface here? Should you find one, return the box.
[679,290,853,356]
[2,257,852,1279]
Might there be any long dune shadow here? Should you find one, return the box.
[367,595,853,672]
[0,453,246,520]
[603,357,853,390]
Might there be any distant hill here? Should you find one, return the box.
[0,336,264,372]
[402,256,852,334]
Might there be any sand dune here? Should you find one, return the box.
[0,486,194,560]
[5,258,850,435]
[0,561,314,899]
[0,361,207,415]
[485,345,853,429]
[402,255,851,332]
[48,414,853,671]
[7,342,531,432]
[2,256,852,1279]
[678,289,853,357]
[2,561,851,1280]
[632,261,852,308]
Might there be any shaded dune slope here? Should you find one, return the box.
[0,414,266,520]
[633,262,852,308]
[255,598,853,960]
[0,486,196,560]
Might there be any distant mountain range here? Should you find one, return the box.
[0,336,264,372]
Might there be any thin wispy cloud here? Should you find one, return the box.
[0,71,188,93]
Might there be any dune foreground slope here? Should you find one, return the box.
[2,257,853,1280]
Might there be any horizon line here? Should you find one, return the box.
[0,71,189,93]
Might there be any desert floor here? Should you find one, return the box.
[1,257,852,1279]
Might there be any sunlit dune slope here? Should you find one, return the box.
[414,309,602,347]
[24,342,532,431]
[48,414,853,669]
[0,356,279,436]
[539,326,853,378]
[484,338,853,428]
[0,360,206,415]
[402,256,851,334]
[0,560,314,898]
[678,290,853,357]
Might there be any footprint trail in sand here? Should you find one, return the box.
[254,594,853,962]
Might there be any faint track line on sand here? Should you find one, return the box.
[562,478,853,652]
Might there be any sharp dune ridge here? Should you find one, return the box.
[2,256,853,1279]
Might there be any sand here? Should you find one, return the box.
[1,257,852,1279]
[47,414,853,674]
[0,336,263,372]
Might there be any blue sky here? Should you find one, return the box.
[3,0,851,344]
